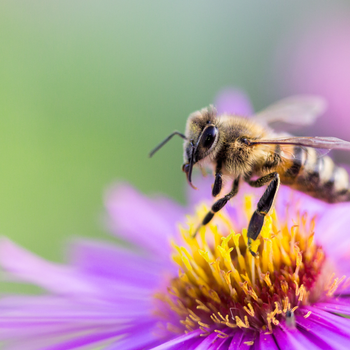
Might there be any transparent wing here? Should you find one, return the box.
[251,95,327,127]
[250,136,350,151]
[265,144,330,162]
[258,141,330,165]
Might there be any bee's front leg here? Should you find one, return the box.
[212,163,223,197]
[212,172,222,197]
[246,172,280,256]
[193,176,240,237]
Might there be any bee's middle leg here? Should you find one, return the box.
[193,176,240,237]
[246,172,280,256]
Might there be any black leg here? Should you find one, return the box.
[246,172,278,188]
[193,177,240,237]
[212,163,223,197]
[212,172,222,197]
[247,173,280,256]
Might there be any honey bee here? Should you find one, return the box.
[150,96,350,256]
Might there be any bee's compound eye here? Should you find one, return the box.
[201,126,217,150]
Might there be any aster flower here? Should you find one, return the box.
[1,180,350,349]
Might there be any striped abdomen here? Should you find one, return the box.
[278,146,350,203]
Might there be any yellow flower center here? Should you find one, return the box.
[154,196,345,338]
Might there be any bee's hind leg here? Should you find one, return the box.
[192,176,240,238]
[246,172,280,256]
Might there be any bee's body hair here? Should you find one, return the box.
[197,113,350,203]
[151,98,350,247]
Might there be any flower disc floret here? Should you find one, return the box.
[156,196,345,341]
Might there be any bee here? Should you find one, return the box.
[149,96,350,255]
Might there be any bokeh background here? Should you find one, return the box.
[0,0,350,263]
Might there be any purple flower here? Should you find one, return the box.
[0,90,350,349]
[0,178,350,349]
[214,88,253,116]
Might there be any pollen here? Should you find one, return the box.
[155,195,345,336]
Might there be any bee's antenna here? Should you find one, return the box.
[149,131,187,157]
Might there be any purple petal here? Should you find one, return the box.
[216,337,231,350]
[89,321,161,350]
[41,328,123,350]
[274,185,329,223]
[0,238,99,296]
[234,331,256,350]
[104,183,183,260]
[3,321,159,350]
[0,295,153,334]
[0,239,158,311]
[314,299,350,316]
[150,330,201,350]
[273,326,321,350]
[303,307,350,337]
[69,239,166,289]
[0,312,126,350]
[192,332,219,350]
[209,336,231,350]
[186,175,213,208]
[215,88,253,116]
[187,337,209,350]
[228,330,244,350]
[316,202,350,256]
[257,333,279,350]
[296,311,350,350]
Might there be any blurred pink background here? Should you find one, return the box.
[274,11,350,164]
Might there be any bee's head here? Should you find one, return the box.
[182,106,219,189]
[149,105,220,190]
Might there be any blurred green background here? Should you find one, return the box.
[0,0,349,262]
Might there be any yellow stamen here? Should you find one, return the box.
[274,302,282,315]
[262,271,272,287]
[304,311,312,319]
[281,280,288,294]
[298,285,306,302]
[158,195,336,337]
[250,239,261,257]
[196,299,211,313]
[282,297,290,313]
[235,315,250,329]
[214,330,229,338]
[198,249,211,263]
[198,321,210,329]
[294,245,302,281]
[244,341,254,346]
[327,276,346,297]
[243,303,255,317]
[210,313,221,324]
